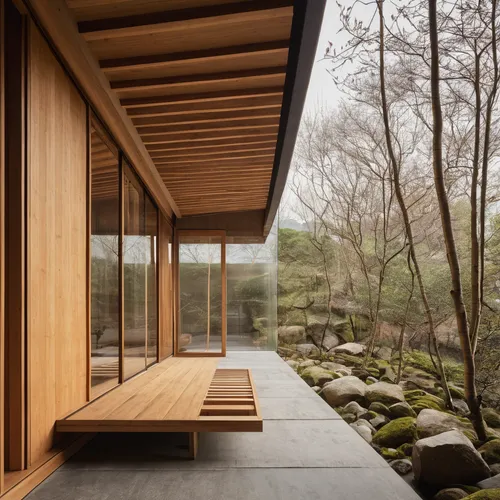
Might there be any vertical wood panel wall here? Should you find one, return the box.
[158,215,173,360]
[27,23,88,464]
[0,0,6,492]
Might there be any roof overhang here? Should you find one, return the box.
[22,0,326,238]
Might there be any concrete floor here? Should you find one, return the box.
[27,352,421,500]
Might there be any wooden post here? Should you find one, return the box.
[188,432,199,460]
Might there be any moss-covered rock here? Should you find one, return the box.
[373,417,418,448]
[405,390,447,414]
[484,409,500,429]
[369,401,392,418]
[333,353,364,367]
[479,439,500,465]
[301,366,335,387]
[380,447,406,459]
[462,490,500,499]
[398,442,414,457]
[449,385,466,400]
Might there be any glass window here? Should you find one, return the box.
[90,118,120,397]
[178,233,225,353]
[123,163,158,379]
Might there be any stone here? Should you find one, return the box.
[374,346,393,361]
[479,440,500,465]
[380,365,397,384]
[390,402,417,418]
[462,491,500,499]
[417,409,476,440]
[311,386,321,393]
[484,409,500,429]
[369,402,392,418]
[351,368,372,381]
[301,366,335,387]
[404,390,447,413]
[491,464,500,476]
[286,360,299,371]
[353,418,376,434]
[370,414,390,429]
[433,488,469,500]
[366,382,405,406]
[372,417,418,448]
[342,413,357,424]
[320,361,348,372]
[278,326,306,345]
[331,342,366,356]
[453,399,470,416]
[306,321,341,351]
[298,359,317,370]
[295,343,321,358]
[344,401,370,419]
[350,423,372,443]
[412,430,491,486]
[478,474,500,490]
[366,376,378,384]
[380,447,405,459]
[336,368,352,376]
[449,384,466,400]
[390,458,412,475]
[321,376,367,407]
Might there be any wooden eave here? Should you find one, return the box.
[24,0,326,235]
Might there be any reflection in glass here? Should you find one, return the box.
[145,195,158,365]
[226,218,278,351]
[90,119,120,396]
[178,235,223,353]
[123,164,146,379]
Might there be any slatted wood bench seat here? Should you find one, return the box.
[56,358,262,458]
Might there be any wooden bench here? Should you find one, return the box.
[56,358,262,458]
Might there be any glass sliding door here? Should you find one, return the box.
[123,163,158,379]
[177,231,226,355]
[145,195,158,366]
[90,117,120,397]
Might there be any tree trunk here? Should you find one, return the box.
[428,0,487,440]
[376,0,453,409]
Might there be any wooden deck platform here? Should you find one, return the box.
[56,357,262,433]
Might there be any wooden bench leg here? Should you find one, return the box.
[189,432,198,459]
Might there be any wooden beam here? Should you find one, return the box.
[78,1,294,39]
[101,40,289,72]
[141,128,279,144]
[23,0,180,218]
[155,155,275,167]
[138,119,279,136]
[132,108,281,127]
[146,136,278,152]
[121,87,283,108]
[111,66,287,93]
[149,146,276,160]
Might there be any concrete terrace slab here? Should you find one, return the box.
[27,351,421,500]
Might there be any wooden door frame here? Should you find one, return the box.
[174,229,227,358]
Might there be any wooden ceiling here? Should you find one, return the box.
[66,0,295,217]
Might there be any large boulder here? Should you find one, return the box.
[369,401,392,418]
[278,326,305,345]
[479,440,500,465]
[332,342,366,356]
[417,409,476,440]
[321,376,367,407]
[320,361,348,373]
[372,417,418,448]
[301,366,335,387]
[344,401,370,420]
[412,430,491,486]
[296,343,320,358]
[404,389,447,414]
[306,321,341,351]
[366,382,405,406]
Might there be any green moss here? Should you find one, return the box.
[301,366,335,387]
[380,447,405,460]
[479,439,500,465]
[405,390,446,414]
[367,367,380,377]
[397,443,414,457]
[372,417,418,448]
[404,389,428,398]
[462,490,500,499]
[367,411,378,419]
[369,402,392,417]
